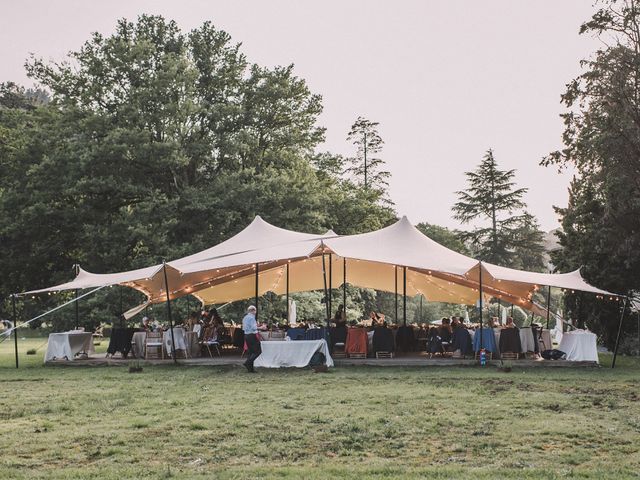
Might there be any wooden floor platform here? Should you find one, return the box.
[45,353,599,368]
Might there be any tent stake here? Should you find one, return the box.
[162,261,177,364]
[12,294,18,369]
[255,263,259,321]
[479,261,483,351]
[612,298,628,369]
[343,258,347,321]
[403,266,407,326]
[286,263,290,323]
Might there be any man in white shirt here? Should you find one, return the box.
[242,305,260,373]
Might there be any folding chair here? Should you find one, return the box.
[145,332,164,360]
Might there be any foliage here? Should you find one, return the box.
[542,0,640,348]
[345,116,390,192]
[453,149,546,270]
[0,15,394,331]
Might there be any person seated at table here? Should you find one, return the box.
[334,304,346,327]
[504,316,516,328]
[438,318,452,343]
[203,325,218,342]
[186,311,200,330]
[426,327,443,355]
[451,321,473,357]
[141,316,152,331]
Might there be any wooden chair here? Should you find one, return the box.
[474,351,493,361]
[349,352,366,359]
[202,339,221,357]
[501,352,519,361]
[375,351,394,359]
[145,332,163,360]
[332,342,347,358]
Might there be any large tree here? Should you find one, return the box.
[346,116,390,192]
[542,0,640,348]
[0,15,395,329]
[453,149,545,269]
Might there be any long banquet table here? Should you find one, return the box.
[254,339,334,368]
[45,331,95,362]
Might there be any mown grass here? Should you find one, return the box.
[1,338,639,479]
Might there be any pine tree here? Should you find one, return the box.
[346,116,390,191]
[453,149,545,268]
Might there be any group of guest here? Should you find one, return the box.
[424,317,473,357]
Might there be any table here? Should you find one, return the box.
[471,328,499,354]
[538,329,552,351]
[185,331,200,357]
[163,327,188,356]
[132,331,147,358]
[558,330,599,362]
[519,327,536,353]
[254,339,334,368]
[45,331,95,362]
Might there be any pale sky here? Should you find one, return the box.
[1,0,598,231]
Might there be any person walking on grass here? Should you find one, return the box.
[242,305,260,373]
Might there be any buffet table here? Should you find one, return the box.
[45,331,94,362]
[558,330,599,362]
[254,339,334,368]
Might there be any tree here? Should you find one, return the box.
[346,116,390,192]
[453,149,545,269]
[0,15,397,329]
[542,0,640,348]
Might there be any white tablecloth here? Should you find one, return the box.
[538,329,552,351]
[132,331,147,358]
[254,339,334,368]
[164,327,188,355]
[558,330,599,362]
[45,332,95,362]
[519,328,536,352]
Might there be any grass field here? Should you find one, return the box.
[1,338,640,479]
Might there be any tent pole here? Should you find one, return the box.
[12,294,18,369]
[119,286,123,317]
[546,286,551,329]
[394,266,398,324]
[162,261,177,364]
[612,298,628,369]
[403,266,407,326]
[286,263,290,323]
[74,264,80,330]
[343,258,347,321]
[479,261,483,351]
[255,263,259,321]
[329,253,333,319]
[321,253,330,324]
[420,295,423,323]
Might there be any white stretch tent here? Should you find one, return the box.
[21,216,616,317]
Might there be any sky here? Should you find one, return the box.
[0,0,599,231]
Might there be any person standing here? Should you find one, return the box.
[242,305,260,373]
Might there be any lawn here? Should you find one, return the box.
[1,338,639,479]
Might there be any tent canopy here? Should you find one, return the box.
[21,215,617,317]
